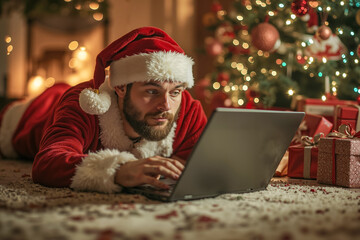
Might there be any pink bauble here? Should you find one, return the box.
[206,40,223,56]
[316,25,332,41]
[251,23,280,52]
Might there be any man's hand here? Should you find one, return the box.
[115,156,184,189]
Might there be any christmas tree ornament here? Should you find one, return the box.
[316,25,332,41]
[291,0,309,17]
[251,22,280,52]
[205,38,223,56]
[217,72,230,84]
[356,10,360,25]
[306,34,347,61]
[211,2,223,13]
[357,95,360,105]
[216,25,235,43]
[357,44,360,58]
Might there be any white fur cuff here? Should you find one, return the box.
[70,149,137,193]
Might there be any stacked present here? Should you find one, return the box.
[296,97,357,124]
[317,124,360,188]
[333,105,360,132]
[286,114,333,179]
[288,134,322,179]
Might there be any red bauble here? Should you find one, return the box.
[357,44,360,58]
[291,0,309,17]
[211,2,223,12]
[217,72,230,83]
[316,25,332,41]
[357,95,360,105]
[251,23,280,52]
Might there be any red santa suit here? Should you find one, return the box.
[0,27,207,193]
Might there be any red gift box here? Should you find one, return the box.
[318,137,360,188]
[292,114,333,145]
[334,105,360,132]
[288,144,318,179]
[297,98,357,123]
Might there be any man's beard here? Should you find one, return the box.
[123,94,178,141]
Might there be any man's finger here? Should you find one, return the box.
[143,165,179,180]
[142,176,170,189]
[146,158,183,175]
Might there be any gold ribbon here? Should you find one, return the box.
[327,124,360,139]
[301,133,324,146]
[300,133,324,179]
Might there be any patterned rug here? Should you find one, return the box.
[0,159,359,240]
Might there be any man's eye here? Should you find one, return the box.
[170,90,181,97]
[146,89,158,95]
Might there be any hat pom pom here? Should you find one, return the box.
[79,88,111,115]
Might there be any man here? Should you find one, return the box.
[0,27,207,193]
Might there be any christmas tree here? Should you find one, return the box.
[201,0,360,110]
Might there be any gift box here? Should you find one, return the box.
[297,98,357,123]
[318,137,360,188]
[291,114,333,145]
[288,144,318,179]
[334,105,360,132]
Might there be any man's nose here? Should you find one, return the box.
[157,94,171,112]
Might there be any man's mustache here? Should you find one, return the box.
[146,112,173,120]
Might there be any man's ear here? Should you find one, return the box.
[114,85,127,98]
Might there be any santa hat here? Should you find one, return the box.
[79,26,194,115]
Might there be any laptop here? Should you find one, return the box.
[125,108,304,201]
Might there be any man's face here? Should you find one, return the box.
[119,80,185,141]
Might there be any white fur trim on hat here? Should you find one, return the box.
[70,149,137,193]
[110,51,194,88]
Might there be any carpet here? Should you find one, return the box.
[0,159,359,240]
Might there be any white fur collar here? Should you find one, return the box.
[97,81,176,159]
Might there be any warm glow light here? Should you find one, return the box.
[7,45,13,54]
[89,2,99,10]
[5,36,11,43]
[213,82,220,90]
[233,39,240,46]
[69,58,78,68]
[45,77,56,88]
[321,95,327,101]
[75,48,88,61]
[254,98,259,103]
[64,0,72,2]
[237,15,243,21]
[238,99,244,105]
[288,89,294,96]
[68,41,79,51]
[28,76,45,96]
[242,85,248,91]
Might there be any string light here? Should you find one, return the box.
[238,99,244,105]
[89,2,99,10]
[288,89,294,96]
[213,82,220,90]
[68,40,79,51]
[93,12,103,21]
[321,95,327,101]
